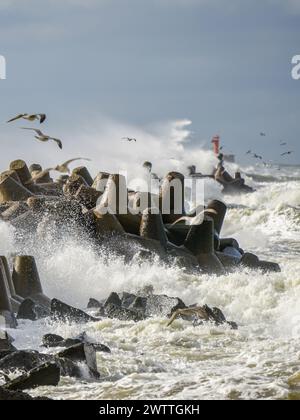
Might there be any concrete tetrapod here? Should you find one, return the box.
[12,256,50,308]
[0,261,17,328]
[0,256,23,312]
[184,218,225,275]
[140,207,168,249]
[0,176,34,203]
[72,166,94,187]
[159,172,185,224]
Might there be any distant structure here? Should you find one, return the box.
[223,154,235,163]
[211,135,235,163]
[211,135,220,155]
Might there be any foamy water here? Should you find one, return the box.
[1,165,300,400]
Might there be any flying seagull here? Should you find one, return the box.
[7,113,46,124]
[281,151,294,157]
[260,132,266,137]
[21,128,63,149]
[246,150,252,155]
[253,154,263,160]
[122,137,137,142]
[280,141,287,146]
[54,157,92,173]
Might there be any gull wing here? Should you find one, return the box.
[7,114,25,123]
[21,127,44,136]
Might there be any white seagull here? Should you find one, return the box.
[7,113,46,123]
[21,127,63,149]
[122,137,137,142]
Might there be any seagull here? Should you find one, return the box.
[260,132,266,137]
[21,128,63,149]
[7,113,46,124]
[246,150,252,155]
[281,151,294,157]
[280,141,287,146]
[122,137,137,142]
[253,154,263,160]
[54,157,92,173]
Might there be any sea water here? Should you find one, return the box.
[0,164,300,400]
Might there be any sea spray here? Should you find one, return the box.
[1,165,300,400]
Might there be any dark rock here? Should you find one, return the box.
[92,343,111,354]
[87,298,102,309]
[240,252,260,268]
[51,298,99,323]
[0,350,48,374]
[129,296,147,311]
[17,298,50,321]
[42,333,82,349]
[4,362,60,391]
[0,350,82,379]
[41,332,111,354]
[0,331,17,359]
[58,343,100,379]
[103,291,186,321]
[70,332,111,353]
[60,338,82,348]
[144,294,186,318]
[42,334,64,348]
[0,372,9,382]
[211,307,227,324]
[257,260,281,273]
[196,305,238,330]
[0,386,51,400]
[105,303,144,322]
[104,292,122,308]
[56,358,82,379]
[119,292,138,308]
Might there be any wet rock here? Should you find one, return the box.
[0,386,51,400]
[42,334,65,348]
[17,298,50,321]
[91,343,111,354]
[87,298,106,316]
[0,349,83,379]
[240,253,281,273]
[75,332,111,353]
[129,296,148,312]
[42,332,111,354]
[103,291,186,321]
[0,331,17,359]
[87,298,102,309]
[119,292,139,308]
[58,343,100,379]
[0,350,52,374]
[203,305,238,330]
[105,303,145,322]
[51,298,99,324]
[144,294,186,318]
[4,362,60,391]
[104,292,122,308]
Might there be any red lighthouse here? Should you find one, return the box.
[211,135,220,155]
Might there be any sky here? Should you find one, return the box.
[0,0,300,175]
